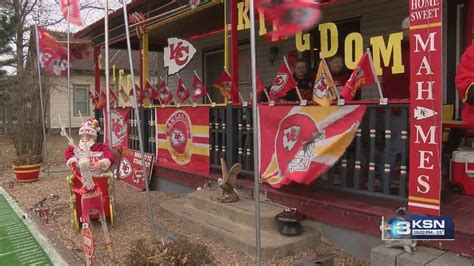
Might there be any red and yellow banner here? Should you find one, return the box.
[259,105,366,188]
[408,0,443,216]
[156,107,210,173]
[118,148,154,191]
[104,108,131,150]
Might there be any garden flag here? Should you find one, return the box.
[340,52,377,101]
[312,58,335,106]
[176,77,190,103]
[95,89,107,109]
[104,108,131,150]
[192,71,207,100]
[215,69,236,99]
[129,84,145,105]
[59,0,83,27]
[258,0,321,40]
[259,105,366,188]
[37,27,69,77]
[269,59,296,100]
[158,79,173,104]
[144,80,157,100]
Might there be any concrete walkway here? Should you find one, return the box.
[371,245,474,265]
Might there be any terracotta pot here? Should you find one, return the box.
[12,163,42,183]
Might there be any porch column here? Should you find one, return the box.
[408,0,444,216]
[230,0,239,103]
[141,32,149,87]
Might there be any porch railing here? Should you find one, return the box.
[105,103,410,200]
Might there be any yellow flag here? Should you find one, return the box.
[312,58,336,106]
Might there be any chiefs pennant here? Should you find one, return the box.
[259,105,367,188]
[163,37,197,75]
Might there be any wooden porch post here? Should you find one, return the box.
[230,0,239,103]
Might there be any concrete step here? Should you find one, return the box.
[160,194,321,258]
[188,188,284,231]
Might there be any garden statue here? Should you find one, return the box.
[215,158,241,203]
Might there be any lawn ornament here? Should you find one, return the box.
[60,116,114,264]
[216,158,241,203]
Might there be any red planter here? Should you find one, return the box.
[12,163,42,183]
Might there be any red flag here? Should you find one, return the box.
[192,71,207,100]
[215,70,237,99]
[176,77,190,103]
[268,60,297,101]
[258,0,320,40]
[59,0,83,27]
[340,52,377,101]
[259,105,367,188]
[158,79,173,104]
[89,89,99,106]
[129,84,145,105]
[37,27,69,77]
[95,89,107,109]
[143,80,156,100]
[109,87,118,106]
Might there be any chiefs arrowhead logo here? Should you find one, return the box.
[270,73,289,94]
[164,37,197,75]
[282,126,300,151]
[313,73,328,99]
[111,111,126,147]
[165,110,193,165]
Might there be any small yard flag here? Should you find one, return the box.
[340,52,376,101]
[158,79,173,104]
[119,86,130,103]
[312,58,335,106]
[268,59,297,101]
[176,77,190,103]
[192,71,207,100]
[215,69,236,99]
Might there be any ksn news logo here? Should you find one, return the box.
[381,216,455,240]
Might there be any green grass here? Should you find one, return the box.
[0,195,52,265]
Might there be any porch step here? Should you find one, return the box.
[160,188,321,258]
[188,188,284,231]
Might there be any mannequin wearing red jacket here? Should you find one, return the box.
[64,118,114,176]
[455,44,474,126]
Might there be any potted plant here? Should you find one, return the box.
[8,68,50,183]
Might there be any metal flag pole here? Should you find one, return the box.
[67,5,72,135]
[249,0,261,264]
[104,0,112,151]
[34,25,49,176]
[121,0,176,242]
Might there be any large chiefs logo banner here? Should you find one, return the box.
[156,107,209,173]
[259,105,366,188]
[118,148,154,191]
[104,108,130,150]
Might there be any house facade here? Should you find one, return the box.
[75,0,474,258]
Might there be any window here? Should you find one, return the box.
[74,85,89,116]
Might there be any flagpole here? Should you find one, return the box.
[35,26,49,176]
[67,5,71,135]
[122,0,176,242]
[104,0,112,150]
[366,48,386,101]
[249,0,261,264]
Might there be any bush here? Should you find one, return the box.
[12,154,43,165]
[125,238,214,265]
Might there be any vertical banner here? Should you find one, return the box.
[104,108,131,150]
[118,148,154,191]
[156,107,210,173]
[408,0,443,215]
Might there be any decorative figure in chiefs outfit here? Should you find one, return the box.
[65,118,114,176]
[456,44,474,127]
